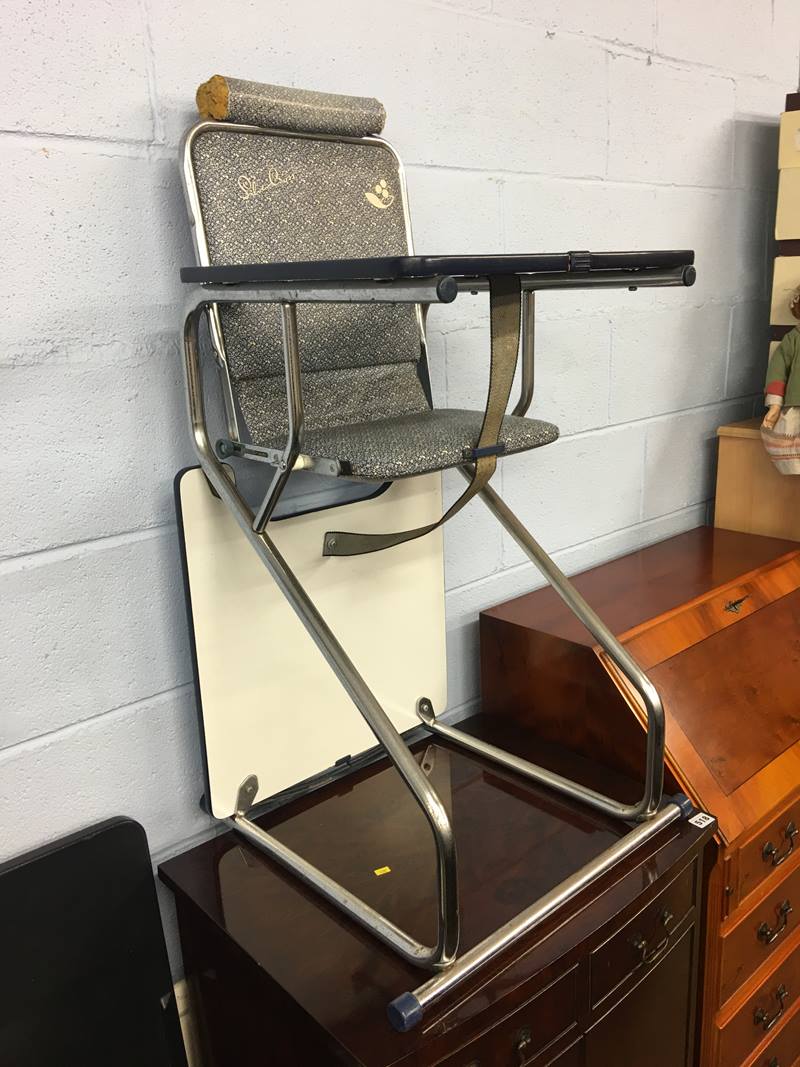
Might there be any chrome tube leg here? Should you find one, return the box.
[417,699,648,822]
[252,302,304,533]
[231,810,441,966]
[387,800,688,1031]
[469,476,665,819]
[418,470,664,822]
[183,307,460,966]
[207,304,242,443]
[511,290,535,417]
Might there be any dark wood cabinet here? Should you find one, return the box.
[546,1042,583,1067]
[160,725,714,1067]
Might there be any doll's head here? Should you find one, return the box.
[792,285,800,321]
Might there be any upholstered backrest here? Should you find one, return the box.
[186,77,429,449]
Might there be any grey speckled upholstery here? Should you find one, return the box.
[236,362,427,444]
[189,80,559,481]
[199,76,386,137]
[191,126,427,430]
[262,410,559,481]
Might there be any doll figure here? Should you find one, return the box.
[762,285,800,474]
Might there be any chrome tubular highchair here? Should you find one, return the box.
[177,75,698,1031]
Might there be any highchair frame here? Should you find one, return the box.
[180,119,697,1031]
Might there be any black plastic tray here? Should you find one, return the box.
[181,249,694,285]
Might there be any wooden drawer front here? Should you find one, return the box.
[738,797,800,904]
[742,994,800,1067]
[719,926,800,1064]
[586,928,696,1067]
[444,967,579,1066]
[543,1039,582,1066]
[722,859,800,1003]
[590,860,695,1006]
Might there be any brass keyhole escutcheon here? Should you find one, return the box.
[724,594,750,614]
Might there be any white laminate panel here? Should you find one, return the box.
[179,468,448,817]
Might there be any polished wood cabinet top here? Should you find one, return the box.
[483,527,799,647]
[160,720,711,1066]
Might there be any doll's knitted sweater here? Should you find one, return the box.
[765,326,800,406]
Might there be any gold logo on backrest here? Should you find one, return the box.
[365,178,394,209]
[237,169,294,201]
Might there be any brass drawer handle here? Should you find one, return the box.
[754,984,789,1032]
[515,1026,533,1065]
[762,822,798,868]
[633,908,674,965]
[758,901,793,945]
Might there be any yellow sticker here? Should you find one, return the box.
[373,865,392,876]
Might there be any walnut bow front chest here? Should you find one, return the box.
[160,722,713,1067]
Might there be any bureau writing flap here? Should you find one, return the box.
[597,550,800,844]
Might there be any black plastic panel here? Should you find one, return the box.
[0,819,187,1067]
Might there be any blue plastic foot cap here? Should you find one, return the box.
[387,992,423,1032]
[669,793,695,819]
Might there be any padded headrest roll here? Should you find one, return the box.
[196,75,386,137]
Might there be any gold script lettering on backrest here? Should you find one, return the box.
[237,169,295,202]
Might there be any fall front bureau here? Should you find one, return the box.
[481,526,800,1067]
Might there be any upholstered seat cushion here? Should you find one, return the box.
[261,409,559,481]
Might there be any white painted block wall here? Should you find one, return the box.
[1,0,798,974]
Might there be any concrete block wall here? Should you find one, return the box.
[1,0,798,974]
